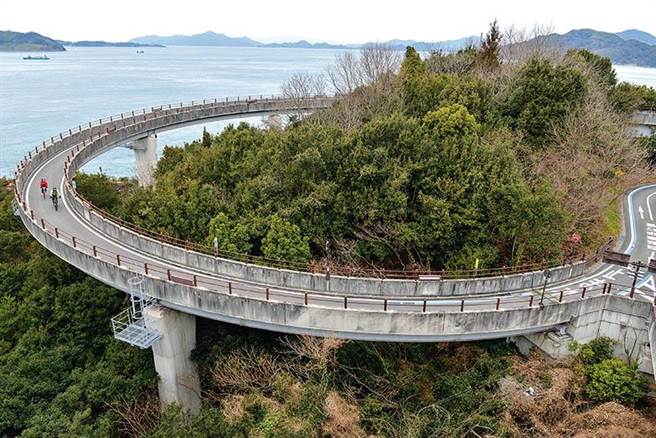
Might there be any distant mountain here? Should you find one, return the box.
[58,40,164,48]
[516,29,656,67]
[385,36,479,52]
[262,40,349,49]
[0,31,65,52]
[616,29,656,46]
[130,31,259,47]
[130,30,478,52]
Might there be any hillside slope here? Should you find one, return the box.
[0,31,65,52]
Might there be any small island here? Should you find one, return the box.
[0,30,165,52]
[0,31,65,52]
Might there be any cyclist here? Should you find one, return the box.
[50,187,59,211]
[39,177,48,199]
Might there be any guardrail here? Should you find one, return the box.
[15,184,651,314]
[15,95,600,298]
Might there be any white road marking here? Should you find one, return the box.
[24,142,656,307]
[639,205,645,220]
[648,191,656,221]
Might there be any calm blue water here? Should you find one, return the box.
[0,46,342,177]
[1,47,655,177]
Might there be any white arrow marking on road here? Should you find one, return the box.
[639,205,645,220]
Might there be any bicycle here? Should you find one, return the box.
[51,192,59,211]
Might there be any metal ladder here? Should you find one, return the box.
[111,275,161,349]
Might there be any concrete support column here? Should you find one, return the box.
[132,134,157,187]
[144,305,201,413]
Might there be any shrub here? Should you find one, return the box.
[574,337,614,366]
[585,358,648,406]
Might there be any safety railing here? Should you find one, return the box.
[14,188,654,314]
[16,95,599,286]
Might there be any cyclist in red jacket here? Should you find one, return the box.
[39,177,48,199]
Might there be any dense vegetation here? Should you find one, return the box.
[82,31,654,275]
[0,179,156,436]
[4,22,656,437]
[4,171,656,437]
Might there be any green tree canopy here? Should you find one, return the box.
[502,58,587,148]
[261,215,311,264]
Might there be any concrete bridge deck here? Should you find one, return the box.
[14,95,656,410]
[13,95,656,342]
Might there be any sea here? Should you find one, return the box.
[1,46,656,178]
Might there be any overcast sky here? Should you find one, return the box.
[3,0,655,43]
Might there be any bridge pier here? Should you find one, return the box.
[132,134,157,187]
[144,305,201,413]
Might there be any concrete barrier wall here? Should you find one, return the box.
[19,203,632,342]
[23,96,588,299]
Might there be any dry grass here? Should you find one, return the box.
[500,349,655,437]
[323,391,365,438]
[280,335,346,373]
[556,401,656,437]
[210,346,284,393]
[221,394,245,425]
[108,392,161,438]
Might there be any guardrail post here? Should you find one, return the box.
[93,245,97,257]
[559,290,564,303]
[72,236,76,248]
[144,262,148,274]
[496,297,500,310]
[228,282,232,295]
[55,227,59,238]
[193,275,197,287]
[581,287,586,298]
[529,296,534,307]
[384,299,387,311]
[460,299,464,312]
[422,300,426,312]
[344,296,348,309]
[167,269,171,281]
[607,283,612,295]
[30,210,34,220]
[116,254,121,266]
[304,292,308,305]
[266,288,270,300]
[40,218,45,229]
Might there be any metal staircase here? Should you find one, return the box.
[111,275,161,349]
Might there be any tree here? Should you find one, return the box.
[74,173,121,211]
[502,58,587,148]
[399,46,426,80]
[566,49,617,88]
[609,82,656,113]
[207,213,252,255]
[201,127,212,148]
[261,216,311,264]
[477,19,502,69]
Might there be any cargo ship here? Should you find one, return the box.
[23,54,50,60]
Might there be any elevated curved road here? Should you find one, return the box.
[13,96,656,342]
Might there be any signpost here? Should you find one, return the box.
[540,268,551,306]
